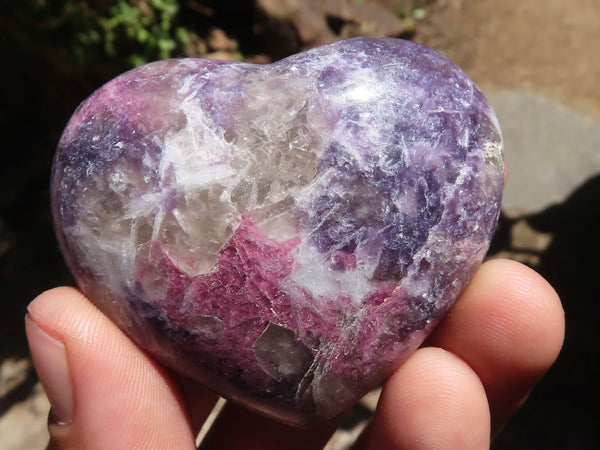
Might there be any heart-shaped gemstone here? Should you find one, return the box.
[52,37,503,426]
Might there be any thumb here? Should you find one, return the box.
[26,287,197,450]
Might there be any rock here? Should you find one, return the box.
[206,28,237,53]
[321,0,408,37]
[294,0,337,47]
[205,50,239,62]
[257,0,300,20]
[183,32,208,58]
[256,0,335,56]
[51,38,503,426]
[256,0,407,55]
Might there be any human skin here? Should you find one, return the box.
[26,258,564,449]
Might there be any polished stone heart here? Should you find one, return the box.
[52,37,503,426]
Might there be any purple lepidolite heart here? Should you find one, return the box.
[51,37,503,426]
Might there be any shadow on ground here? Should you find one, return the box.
[490,175,600,449]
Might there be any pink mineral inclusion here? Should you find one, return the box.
[51,37,504,425]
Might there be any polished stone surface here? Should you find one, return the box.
[52,37,503,426]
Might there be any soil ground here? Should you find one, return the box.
[416,0,600,118]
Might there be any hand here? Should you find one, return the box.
[26,259,564,449]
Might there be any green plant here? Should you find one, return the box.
[73,0,189,67]
[98,0,188,66]
[3,0,189,71]
[394,0,432,32]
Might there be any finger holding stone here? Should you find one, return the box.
[26,287,209,449]
[425,258,565,434]
[353,347,491,450]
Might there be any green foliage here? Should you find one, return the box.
[3,0,189,70]
[393,1,432,33]
[98,0,188,66]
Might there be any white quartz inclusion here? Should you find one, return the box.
[53,38,505,426]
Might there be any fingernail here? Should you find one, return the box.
[25,314,74,424]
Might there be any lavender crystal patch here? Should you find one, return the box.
[52,37,504,426]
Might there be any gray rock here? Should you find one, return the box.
[487,90,600,212]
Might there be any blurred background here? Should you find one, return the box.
[1,0,598,448]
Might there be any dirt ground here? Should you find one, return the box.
[415,0,600,118]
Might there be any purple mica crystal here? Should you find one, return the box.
[51,37,504,426]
